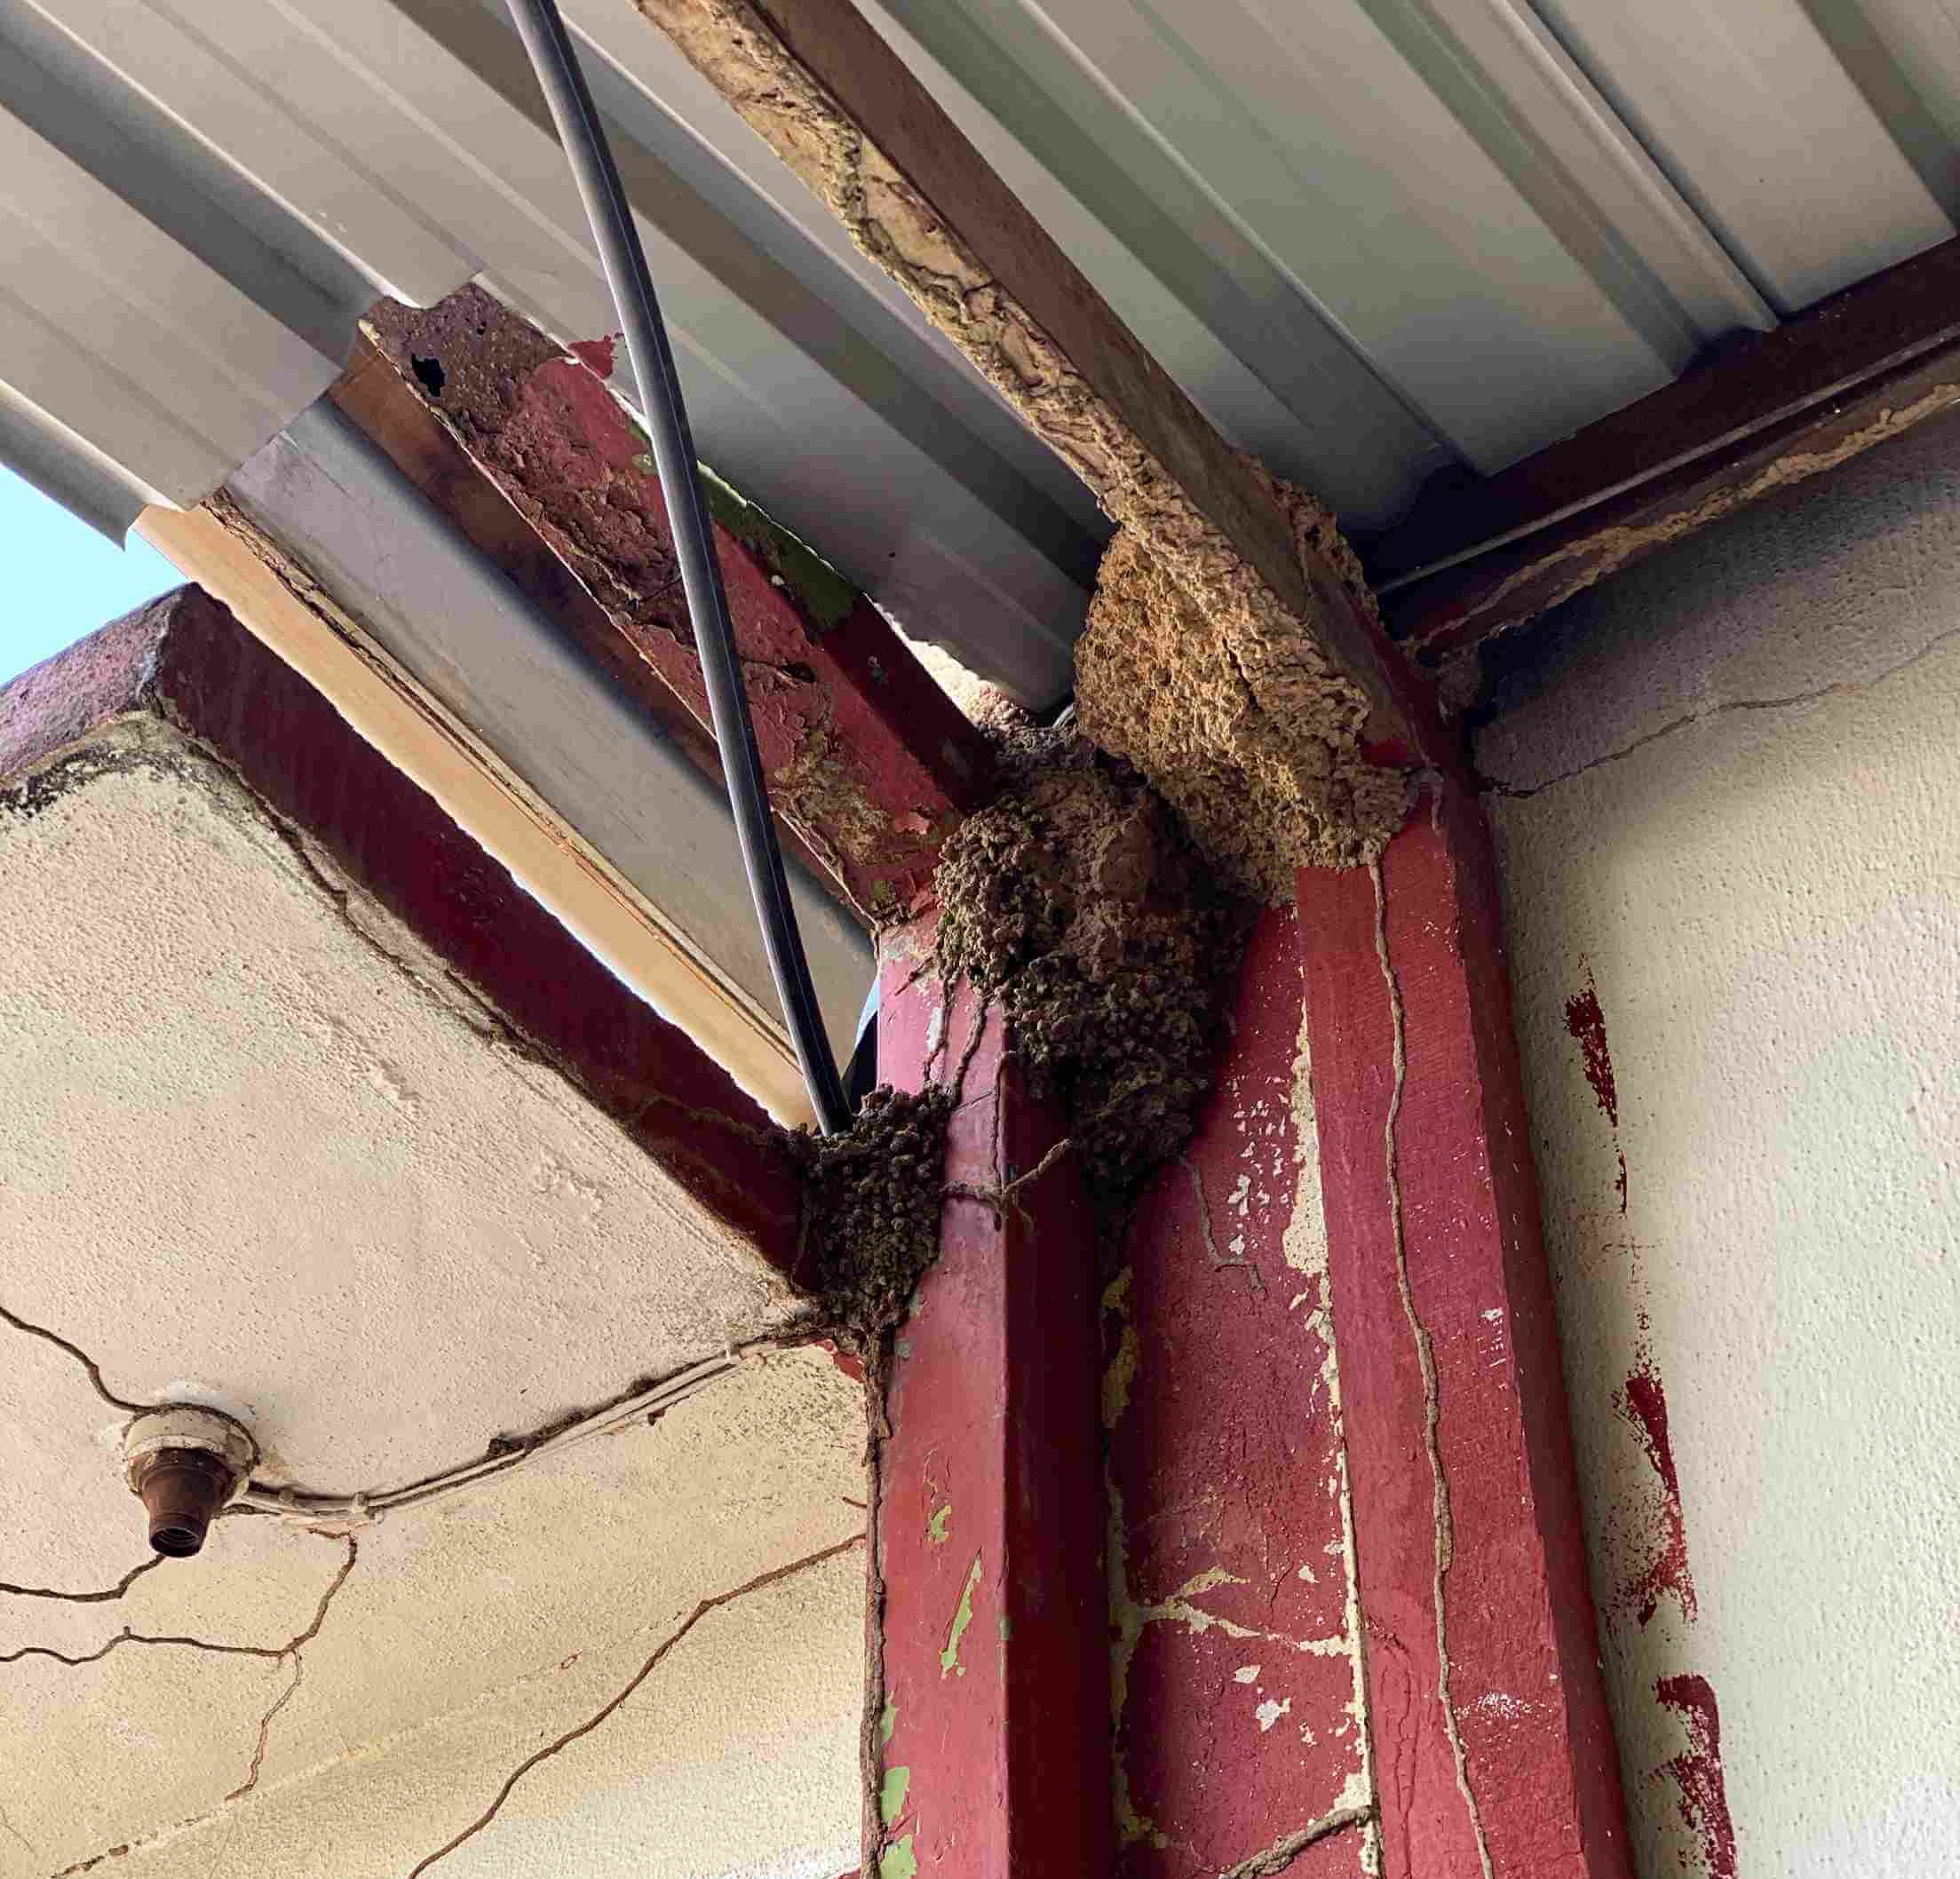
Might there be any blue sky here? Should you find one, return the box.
[0,466,182,686]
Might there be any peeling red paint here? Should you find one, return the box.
[1560,971,1698,1632]
[361,289,993,926]
[1621,1360,1681,1503]
[1609,1355,1697,1629]
[821,1340,866,1384]
[567,333,617,377]
[1107,908,1364,1877]
[1654,1675,1737,1878]
[1561,970,1617,1128]
[869,920,1107,1877]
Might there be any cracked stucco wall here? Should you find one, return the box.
[0,1337,863,1879]
[0,729,799,1494]
[0,730,867,1876]
[1477,409,1960,1878]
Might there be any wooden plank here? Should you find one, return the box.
[867,918,1107,1878]
[1297,781,1632,1879]
[137,502,819,1130]
[632,0,1436,759]
[352,289,996,930]
[3,587,804,1272]
[1372,239,1960,658]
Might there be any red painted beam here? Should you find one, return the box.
[1297,782,1632,1879]
[1105,907,1370,1877]
[868,919,1107,1878]
[353,289,994,926]
[0,588,802,1278]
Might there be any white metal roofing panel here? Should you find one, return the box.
[1851,0,1960,157]
[561,0,1109,535]
[1530,0,1955,312]
[937,0,1699,473]
[314,0,1099,696]
[3,0,1959,693]
[859,0,1461,530]
[0,99,340,524]
[19,0,476,307]
[225,403,870,1074]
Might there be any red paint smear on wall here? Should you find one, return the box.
[1562,966,1620,1128]
[1654,1675,1737,1878]
[1622,1357,1681,1502]
[1612,1353,1697,1628]
[1563,962,1629,1213]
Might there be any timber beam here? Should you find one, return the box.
[631,0,1441,765]
[1297,780,1632,1878]
[347,286,995,931]
[1372,237,1960,665]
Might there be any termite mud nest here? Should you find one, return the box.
[933,729,1246,1217]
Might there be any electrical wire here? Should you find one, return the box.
[231,1347,766,1528]
[503,0,851,1134]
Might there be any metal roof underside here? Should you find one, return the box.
[4,0,1958,704]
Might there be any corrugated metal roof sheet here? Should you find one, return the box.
[3,0,1956,702]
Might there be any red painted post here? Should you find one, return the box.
[867,918,1107,1878]
[1297,782,1633,1879]
[1103,906,1371,1877]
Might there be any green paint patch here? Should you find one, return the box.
[878,1701,899,1746]
[879,1835,918,1879]
[618,416,858,632]
[698,464,860,633]
[926,1503,951,1545]
[879,1765,911,1826]
[997,1614,1013,1642]
[940,1552,983,1679]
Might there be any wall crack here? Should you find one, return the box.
[1369,862,1492,1879]
[1217,1799,1372,1879]
[0,1536,356,1679]
[406,1534,863,1876]
[0,1800,36,1858]
[226,1536,358,1804]
[0,1301,145,1415]
[1184,1151,1266,1297]
[0,1556,162,1605]
[1484,618,1960,799]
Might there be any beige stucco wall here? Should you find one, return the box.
[1,727,864,1877]
[1477,414,1960,1876]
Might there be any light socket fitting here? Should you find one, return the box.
[122,1407,257,1558]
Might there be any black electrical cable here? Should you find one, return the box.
[504,0,851,1134]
